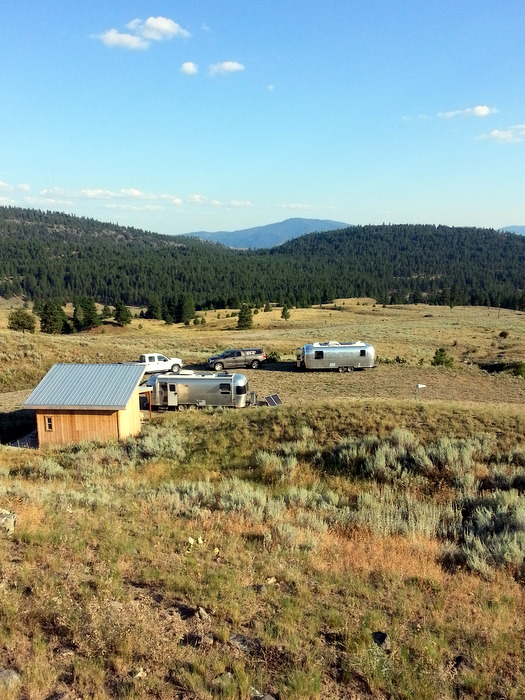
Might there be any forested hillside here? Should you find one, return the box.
[1,207,524,310]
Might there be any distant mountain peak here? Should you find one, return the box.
[180,217,350,249]
[499,225,525,236]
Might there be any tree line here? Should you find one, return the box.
[1,207,524,313]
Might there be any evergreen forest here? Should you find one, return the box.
[1,206,524,311]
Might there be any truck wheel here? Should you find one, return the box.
[251,360,260,369]
[214,362,224,371]
[171,364,181,373]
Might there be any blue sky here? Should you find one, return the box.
[1,1,524,235]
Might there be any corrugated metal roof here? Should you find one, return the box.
[24,364,146,410]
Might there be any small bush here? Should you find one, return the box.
[513,362,525,379]
[265,350,281,363]
[431,347,453,367]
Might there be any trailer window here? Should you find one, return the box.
[169,384,177,392]
[219,383,230,394]
[360,349,366,357]
[44,416,54,431]
[314,351,324,360]
[236,385,247,395]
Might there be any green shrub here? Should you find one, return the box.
[265,350,281,363]
[431,347,453,367]
[513,362,525,379]
[443,490,525,576]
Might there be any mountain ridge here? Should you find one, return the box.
[0,207,524,311]
[180,217,350,248]
[500,226,525,236]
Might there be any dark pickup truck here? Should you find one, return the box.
[207,348,266,371]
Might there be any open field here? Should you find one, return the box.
[0,300,525,699]
[1,299,524,407]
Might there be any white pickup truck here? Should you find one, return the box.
[129,352,183,373]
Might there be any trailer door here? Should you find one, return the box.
[167,382,178,407]
[158,382,168,407]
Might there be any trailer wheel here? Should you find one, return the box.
[171,363,181,373]
[347,366,354,372]
[214,362,224,371]
[188,405,197,411]
[338,366,345,373]
[251,360,260,369]
[177,404,186,411]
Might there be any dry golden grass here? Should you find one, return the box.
[0,299,525,699]
[0,299,524,410]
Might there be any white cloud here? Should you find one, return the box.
[97,29,149,50]
[209,61,245,76]
[105,203,163,212]
[94,16,190,50]
[0,196,13,205]
[188,194,208,204]
[230,200,252,208]
[437,105,498,119]
[159,194,184,205]
[181,61,198,75]
[0,181,13,192]
[82,188,117,199]
[478,124,525,143]
[127,17,190,41]
[121,188,144,198]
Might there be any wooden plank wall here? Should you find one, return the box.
[36,409,119,446]
[117,390,142,439]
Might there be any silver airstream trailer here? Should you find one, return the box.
[296,341,376,372]
[149,370,252,410]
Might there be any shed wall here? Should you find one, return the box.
[36,409,119,447]
[117,390,142,439]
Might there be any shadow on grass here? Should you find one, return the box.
[0,408,36,444]
[181,361,297,373]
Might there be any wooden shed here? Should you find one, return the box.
[24,363,146,447]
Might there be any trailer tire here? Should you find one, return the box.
[171,364,181,373]
[214,362,224,371]
[177,404,186,411]
[251,360,260,369]
[188,405,197,411]
[347,366,354,372]
[338,366,345,373]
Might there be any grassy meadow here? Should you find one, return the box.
[0,299,525,699]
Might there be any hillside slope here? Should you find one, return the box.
[0,207,524,310]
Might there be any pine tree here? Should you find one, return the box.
[7,307,36,334]
[114,300,132,326]
[40,301,66,334]
[281,305,291,320]
[236,304,253,330]
[180,294,196,325]
[82,297,101,329]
